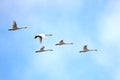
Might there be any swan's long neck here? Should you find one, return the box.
[45,34,52,36]
[64,43,73,45]
[18,27,27,29]
[44,49,53,51]
[88,49,97,51]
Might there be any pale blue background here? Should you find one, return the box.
[0,0,120,80]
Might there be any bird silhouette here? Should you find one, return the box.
[35,46,53,53]
[55,40,73,46]
[34,34,52,43]
[8,21,27,31]
[79,45,97,53]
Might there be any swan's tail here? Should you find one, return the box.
[22,27,27,29]
[8,29,14,31]
[89,49,97,51]
[79,51,86,53]
[35,51,40,53]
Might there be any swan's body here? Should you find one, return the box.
[36,46,53,53]
[79,45,97,53]
[34,34,52,43]
[56,40,73,46]
[8,21,27,31]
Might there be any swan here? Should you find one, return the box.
[79,45,97,53]
[34,34,52,43]
[55,40,73,46]
[8,21,27,31]
[35,46,53,53]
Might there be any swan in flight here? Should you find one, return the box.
[79,45,97,53]
[34,34,52,43]
[8,21,27,31]
[35,46,53,53]
[55,40,73,46]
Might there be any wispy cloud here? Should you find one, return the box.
[96,0,120,80]
[98,0,120,46]
[2,0,120,80]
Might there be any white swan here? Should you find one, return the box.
[34,34,52,43]
[79,45,97,53]
[56,40,73,46]
[8,21,27,31]
[35,46,53,53]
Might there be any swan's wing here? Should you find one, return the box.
[34,35,42,43]
[38,36,42,43]
[34,35,39,39]
[83,45,88,50]
[40,46,45,51]
[12,21,17,29]
[38,34,46,38]
[60,40,64,43]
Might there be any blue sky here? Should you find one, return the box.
[0,0,120,80]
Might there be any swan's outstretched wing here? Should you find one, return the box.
[40,46,45,51]
[83,45,88,51]
[59,40,64,44]
[38,34,46,38]
[12,21,17,29]
[34,35,42,43]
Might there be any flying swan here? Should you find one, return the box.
[79,45,97,53]
[34,34,52,43]
[35,46,53,53]
[8,21,27,31]
[55,40,73,46]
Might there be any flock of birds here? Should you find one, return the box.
[9,21,98,53]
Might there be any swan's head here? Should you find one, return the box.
[24,27,27,29]
[95,49,97,51]
[45,34,52,36]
